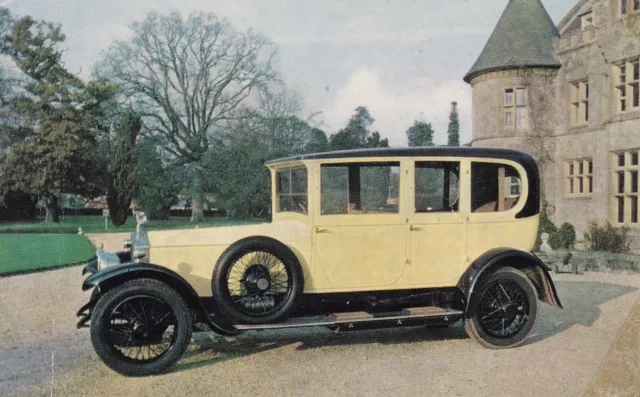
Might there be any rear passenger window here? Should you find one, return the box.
[415,162,460,212]
[471,162,521,213]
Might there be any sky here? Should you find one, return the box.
[1,0,577,146]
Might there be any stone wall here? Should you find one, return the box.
[537,250,640,272]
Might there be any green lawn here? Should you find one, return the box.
[0,234,96,275]
[0,216,265,275]
[0,215,264,234]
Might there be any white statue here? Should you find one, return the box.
[540,232,553,254]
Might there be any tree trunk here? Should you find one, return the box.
[190,167,205,222]
[44,196,60,224]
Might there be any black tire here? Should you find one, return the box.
[212,237,304,325]
[90,278,193,376]
[464,267,538,349]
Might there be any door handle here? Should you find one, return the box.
[409,225,422,231]
[316,227,329,233]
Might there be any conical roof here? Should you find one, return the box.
[464,0,561,83]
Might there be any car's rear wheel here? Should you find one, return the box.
[464,267,538,348]
[213,237,304,325]
[90,279,192,376]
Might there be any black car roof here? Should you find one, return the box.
[265,146,534,165]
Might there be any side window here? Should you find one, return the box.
[321,163,400,214]
[415,162,460,212]
[276,167,307,214]
[471,162,522,213]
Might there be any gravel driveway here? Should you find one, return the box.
[1,266,639,397]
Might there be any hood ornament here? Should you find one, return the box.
[134,210,148,236]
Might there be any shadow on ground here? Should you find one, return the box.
[172,280,637,374]
[525,280,637,345]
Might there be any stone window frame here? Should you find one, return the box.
[569,79,589,125]
[613,149,640,226]
[581,11,594,29]
[619,0,640,16]
[503,87,528,128]
[614,58,640,113]
[565,158,593,198]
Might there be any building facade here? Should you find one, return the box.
[466,0,640,251]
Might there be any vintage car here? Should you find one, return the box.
[77,147,562,376]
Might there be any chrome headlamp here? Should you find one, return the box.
[96,249,121,271]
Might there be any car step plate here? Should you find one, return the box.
[401,306,447,316]
[234,307,463,331]
[328,311,373,321]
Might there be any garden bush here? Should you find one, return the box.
[556,222,576,249]
[584,221,630,253]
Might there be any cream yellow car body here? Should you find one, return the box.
[145,154,538,296]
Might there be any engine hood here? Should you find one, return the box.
[147,219,312,248]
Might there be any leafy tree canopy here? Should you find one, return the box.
[1,16,114,222]
[406,120,434,147]
[330,106,388,150]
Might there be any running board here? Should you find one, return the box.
[234,306,463,332]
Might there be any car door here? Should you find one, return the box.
[313,161,407,291]
[407,160,467,287]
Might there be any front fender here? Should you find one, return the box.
[82,263,241,336]
[458,248,563,311]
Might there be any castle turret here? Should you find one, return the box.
[465,0,560,153]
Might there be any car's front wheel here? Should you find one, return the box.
[464,267,538,348]
[90,278,193,376]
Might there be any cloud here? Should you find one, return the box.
[323,67,471,146]
[272,26,488,47]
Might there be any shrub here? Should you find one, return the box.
[556,222,576,249]
[584,221,630,253]
[533,200,576,251]
[534,200,558,251]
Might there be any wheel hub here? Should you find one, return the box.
[243,264,272,293]
[256,278,270,291]
[132,321,150,338]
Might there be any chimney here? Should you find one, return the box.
[451,101,458,113]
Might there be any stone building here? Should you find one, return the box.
[465,0,640,251]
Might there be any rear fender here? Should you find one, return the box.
[458,248,563,312]
[83,263,241,336]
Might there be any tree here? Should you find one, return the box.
[305,128,329,153]
[329,106,388,150]
[135,139,179,220]
[205,88,314,218]
[95,10,278,222]
[106,110,141,226]
[204,132,272,219]
[365,131,389,148]
[447,101,460,146]
[1,17,107,222]
[406,120,434,147]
